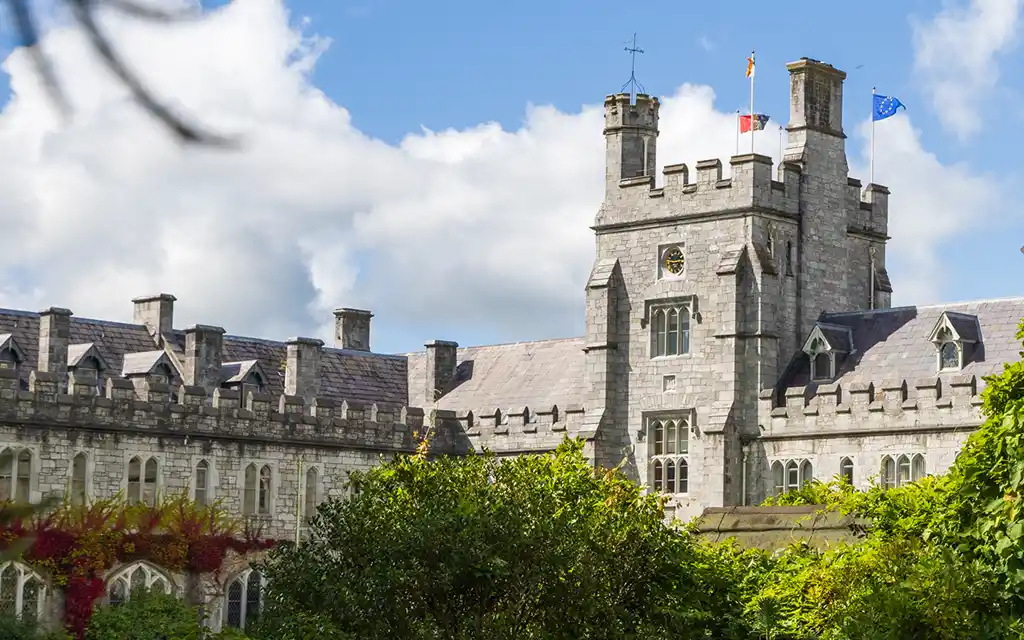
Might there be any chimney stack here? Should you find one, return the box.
[183,325,225,392]
[132,294,176,346]
[38,307,72,378]
[424,340,458,405]
[333,308,372,351]
[285,337,324,402]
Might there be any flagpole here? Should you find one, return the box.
[735,110,740,155]
[749,49,755,154]
[869,87,876,185]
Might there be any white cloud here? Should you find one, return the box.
[0,0,1004,352]
[912,0,1024,140]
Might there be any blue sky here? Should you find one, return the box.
[0,0,1021,354]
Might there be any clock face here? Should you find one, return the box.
[663,247,685,275]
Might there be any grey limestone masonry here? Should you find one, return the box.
[0,57,1017,602]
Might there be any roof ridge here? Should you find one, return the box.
[403,335,584,356]
[824,296,1024,318]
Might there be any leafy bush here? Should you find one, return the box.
[0,614,71,640]
[84,588,249,640]
[255,439,750,640]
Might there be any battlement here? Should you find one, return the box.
[848,181,889,238]
[597,153,801,227]
[448,404,591,453]
[603,93,659,131]
[0,367,473,455]
[758,375,984,438]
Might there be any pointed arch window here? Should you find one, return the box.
[647,416,689,495]
[0,562,45,622]
[224,568,264,630]
[194,460,210,507]
[0,448,33,503]
[770,458,814,496]
[127,456,158,506]
[911,454,926,481]
[70,453,88,506]
[303,467,319,524]
[106,562,172,606]
[650,304,691,358]
[839,457,854,485]
[880,455,897,489]
[243,464,272,516]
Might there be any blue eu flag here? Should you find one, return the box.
[872,94,905,122]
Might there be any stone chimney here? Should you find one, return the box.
[285,337,323,402]
[133,294,176,346]
[38,307,72,377]
[183,325,225,392]
[424,340,458,405]
[333,308,372,351]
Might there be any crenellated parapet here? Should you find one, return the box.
[3,367,470,455]
[758,375,985,438]
[846,179,888,237]
[596,152,801,228]
[453,404,589,452]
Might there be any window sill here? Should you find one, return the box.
[650,353,692,361]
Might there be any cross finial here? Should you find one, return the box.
[620,33,646,103]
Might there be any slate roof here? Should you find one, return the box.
[0,309,409,408]
[780,297,1024,390]
[406,337,588,412]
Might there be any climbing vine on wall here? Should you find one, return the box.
[0,495,276,638]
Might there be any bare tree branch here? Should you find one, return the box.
[5,0,237,147]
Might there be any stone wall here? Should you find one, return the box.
[747,375,981,504]
[0,365,472,541]
[694,505,864,550]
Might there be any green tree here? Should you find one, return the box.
[83,589,249,640]
[254,439,745,640]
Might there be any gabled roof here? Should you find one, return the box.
[801,322,854,354]
[406,337,587,412]
[777,297,1024,390]
[220,360,268,385]
[928,311,982,343]
[0,308,409,409]
[0,334,27,362]
[68,343,110,370]
[121,351,174,377]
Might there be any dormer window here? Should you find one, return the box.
[0,335,26,372]
[801,323,855,384]
[812,350,832,382]
[928,311,980,373]
[151,363,173,386]
[219,361,269,402]
[67,344,111,395]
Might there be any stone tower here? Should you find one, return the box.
[586,59,892,520]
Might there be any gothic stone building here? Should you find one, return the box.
[0,56,1019,630]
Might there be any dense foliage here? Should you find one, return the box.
[247,321,1024,640]
[83,588,249,640]
[0,495,274,638]
[254,439,750,640]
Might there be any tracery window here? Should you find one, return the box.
[106,562,172,606]
[243,464,272,516]
[0,448,34,503]
[648,417,689,495]
[127,456,158,506]
[771,459,814,496]
[224,568,264,630]
[0,562,45,622]
[880,454,927,489]
[650,305,691,358]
